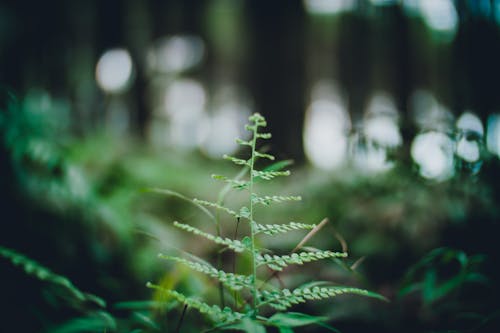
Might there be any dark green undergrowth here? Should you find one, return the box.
[1,91,500,332]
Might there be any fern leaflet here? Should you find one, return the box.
[146,282,245,323]
[173,222,247,252]
[158,254,252,291]
[256,251,348,271]
[255,222,316,235]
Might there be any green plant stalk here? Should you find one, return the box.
[215,201,225,308]
[249,124,258,317]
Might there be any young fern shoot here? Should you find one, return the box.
[148,113,386,332]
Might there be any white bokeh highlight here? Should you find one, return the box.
[303,81,350,170]
[96,49,134,94]
[411,131,455,181]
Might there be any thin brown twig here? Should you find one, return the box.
[261,217,331,287]
[330,223,348,254]
[351,256,366,271]
[291,217,330,253]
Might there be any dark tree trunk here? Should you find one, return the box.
[246,0,306,161]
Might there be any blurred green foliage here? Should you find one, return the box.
[1,90,499,332]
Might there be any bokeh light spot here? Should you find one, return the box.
[147,35,204,74]
[95,49,134,94]
[411,131,455,181]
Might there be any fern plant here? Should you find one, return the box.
[148,113,386,332]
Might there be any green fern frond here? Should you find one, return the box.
[255,222,316,235]
[252,170,291,181]
[223,154,250,167]
[158,254,252,291]
[193,198,239,217]
[146,283,245,323]
[259,286,385,310]
[251,194,302,206]
[148,112,386,328]
[0,245,105,307]
[211,174,250,190]
[173,222,247,252]
[256,251,348,271]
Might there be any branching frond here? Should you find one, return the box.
[258,286,387,311]
[146,283,244,323]
[255,222,316,235]
[256,251,348,271]
[158,254,252,291]
[211,174,250,190]
[251,194,302,206]
[252,170,291,181]
[148,112,386,328]
[173,222,247,252]
[193,198,239,217]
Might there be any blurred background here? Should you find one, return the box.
[1,0,500,332]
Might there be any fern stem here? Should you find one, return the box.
[249,122,258,317]
[215,200,225,308]
[233,217,241,306]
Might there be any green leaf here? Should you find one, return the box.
[0,246,106,308]
[51,311,116,333]
[259,285,387,310]
[268,312,328,327]
[146,283,244,323]
[255,222,315,235]
[263,159,294,172]
[268,313,341,332]
[252,195,301,206]
[147,188,215,223]
[131,311,160,330]
[173,222,247,252]
[239,206,251,219]
[114,300,171,310]
[193,199,239,218]
[242,236,252,248]
[223,154,250,166]
[212,174,250,190]
[278,327,294,333]
[158,254,252,291]
[255,151,275,160]
[256,251,348,271]
[236,138,252,146]
[217,166,249,204]
[221,317,266,333]
[256,132,272,139]
[398,247,486,303]
[252,170,291,181]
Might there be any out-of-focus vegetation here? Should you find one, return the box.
[2,86,500,333]
[2,1,500,332]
